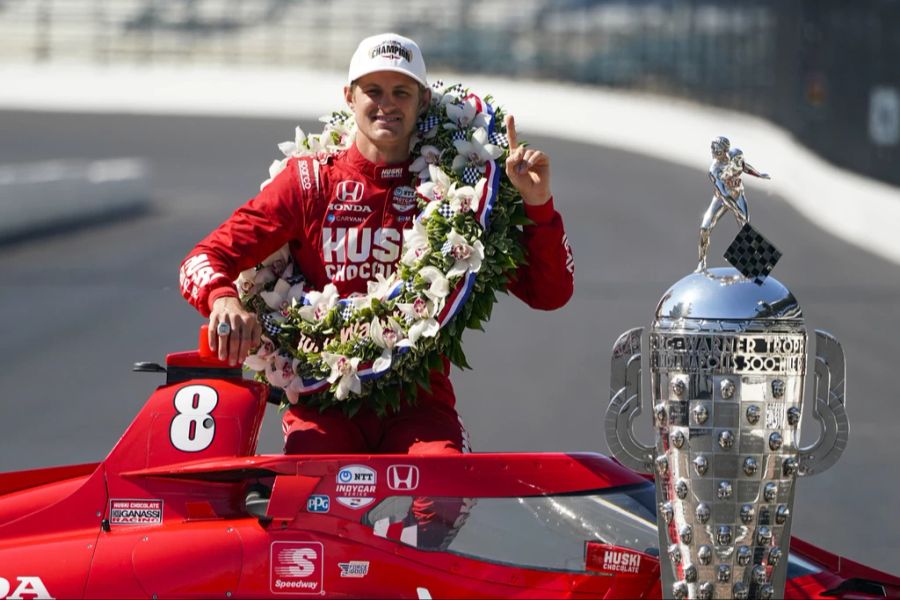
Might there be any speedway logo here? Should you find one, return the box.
[270,542,323,595]
[336,180,364,203]
[336,465,377,509]
[0,577,53,600]
[391,186,417,213]
[109,499,163,526]
[338,561,369,578]
[387,465,419,491]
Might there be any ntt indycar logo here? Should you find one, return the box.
[336,465,377,509]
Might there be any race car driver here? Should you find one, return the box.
[180,35,574,539]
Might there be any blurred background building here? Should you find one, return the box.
[1,0,898,185]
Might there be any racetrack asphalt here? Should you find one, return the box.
[0,110,897,575]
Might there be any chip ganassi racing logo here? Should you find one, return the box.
[0,577,53,599]
[336,180,364,203]
[109,499,163,526]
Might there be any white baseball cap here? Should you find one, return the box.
[348,33,428,88]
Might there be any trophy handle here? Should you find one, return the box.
[798,330,849,476]
[605,327,654,474]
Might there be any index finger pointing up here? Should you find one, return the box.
[504,114,518,150]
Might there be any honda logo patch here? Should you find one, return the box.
[336,180,365,203]
[387,465,419,491]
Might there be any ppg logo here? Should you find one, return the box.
[336,180,364,203]
[307,495,330,513]
[387,465,420,491]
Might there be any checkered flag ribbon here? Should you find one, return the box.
[724,223,782,284]
[261,313,282,338]
[339,302,354,321]
[418,115,440,133]
[441,239,454,256]
[431,79,445,90]
[452,130,467,142]
[489,132,509,148]
[437,203,455,219]
[462,166,481,185]
[326,113,347,126]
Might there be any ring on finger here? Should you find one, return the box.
[216,321,232,336]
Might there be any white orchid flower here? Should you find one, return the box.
[435,87,463,106]
[263,245,291,276]
[447,178,485,214]
[284,377,304,405]
[277,126,308,157]
[261,278,305,319]
[400,219,431,266]
[418,266,450,302]
[452,127,504,171]
[298,283,340,322]
[260,158,288,190]
[416,164,453,201]
[321,117,356,152]
[445,230,485,279]
[236,265,276,298]
[410,145,442,176]
[322,353,362,400]
[444,97,490,130]
[401,218,431,266]
[351,273,400,311]
[267,354,299,389]
[244,336,277,372]
[370,317,412,372]
[396,297,441,346]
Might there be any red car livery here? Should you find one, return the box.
[0,339,897,599]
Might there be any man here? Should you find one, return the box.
[180,33,573,459]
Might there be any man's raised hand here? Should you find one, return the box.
[504,114,552,206]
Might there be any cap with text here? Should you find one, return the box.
[348,33,428,87]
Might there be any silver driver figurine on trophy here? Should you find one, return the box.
[605,138,849,600]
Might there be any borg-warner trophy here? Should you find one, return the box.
[605,138,849,600]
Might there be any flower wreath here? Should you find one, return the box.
[237,81,529,416]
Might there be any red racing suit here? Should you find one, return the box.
[180,143,574,443]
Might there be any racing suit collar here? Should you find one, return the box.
[348,142,413,183]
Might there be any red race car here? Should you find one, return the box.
[1,330,897,599]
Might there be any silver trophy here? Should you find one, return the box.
[605,139,849,600]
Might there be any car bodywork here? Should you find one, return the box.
[1,342,897,599]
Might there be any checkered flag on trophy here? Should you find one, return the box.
[724,223,782,284]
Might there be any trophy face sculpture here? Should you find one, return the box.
[605,138,849,600]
